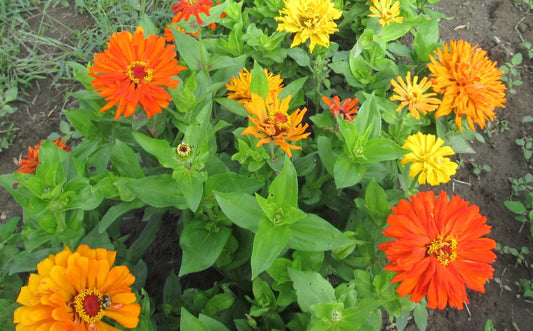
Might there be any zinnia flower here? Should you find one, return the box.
[226,68,284,105]
[427,40,507,131]
[401,132,458,186]
[379,190,496,310]
[14,245,140,330]
[321,95,359,122]
[89,26,186,120]
[242,93,310,158]
[165,15,199,42]
[390,72,441,119]
[172,0,213,25]
[368,0,403,27]
[275,0,343,53]
[17,138,71,174]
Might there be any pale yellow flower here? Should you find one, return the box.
[390,72,441,119]
[275,0,343,53]
[401,132,458,186]
[368,0,403,27]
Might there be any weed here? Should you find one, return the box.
[499,53,523,94]
[510,173,533,197]
[0,85,18,117]
[469,158,491,180]
[483,118,510,138]
[516,136,533,161]
[0,122,18,152]
[497,243,531,267]
[514,0,533,11]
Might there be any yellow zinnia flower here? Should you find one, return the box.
[242,93,310,158]
[427,40,507,132]
[275,0,343,53]
[14,245,140,330]
[401,132,458,186]
[368,0,403,27]
[390,72,441,119]
[226,68,284,105]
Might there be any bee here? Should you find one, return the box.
[101,295,112,309]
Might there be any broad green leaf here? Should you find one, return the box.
[139,14,157,35]
[353,93,381,140]
[413,301,428,331]
[215,97,248,116]
[163,271,182,305]
[214,191,263,232]
[365,178,389,224]
[413,17,439,63]
[288,214,351,251]
[288,268,336,312]
[504,200,527,215]
[180,308,210,331]
[173,170,205,212]
[179,221,232,276]
[126,214,162,263]
[132,132,181,169]
[63,177,103,211]
[127,175,187,209]
[98,199,145,233]
[250,62,269,99]
[172,28,205,70]
[111,140,145,178]
[199,313,231,331]
[269,158,298,209]
[338,119,360,150]
[251,219,291,279]
[205,172,263,196]
[317,136,336,175]
[64,108,101,138]
[333,153,366,189]
[358,138,406,163]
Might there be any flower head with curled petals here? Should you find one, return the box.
[369,0,403,27]
[17,138,71,174]
[226,68,284,105]
[390,72,441,119]
[427,40,507,131]
[89,26,186,120]
[379,190,496,310]
[14,245,140,330]
[322,95,359,122]
[401,132,458,186]
[242,93,310,158]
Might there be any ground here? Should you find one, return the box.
[1,1,532,330]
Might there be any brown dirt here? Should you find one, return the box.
[1,1,533,330]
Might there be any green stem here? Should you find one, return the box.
[197,27,210,79]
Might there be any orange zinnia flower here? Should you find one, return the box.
[89,26,186,120]
[17,138,71,174]
[322,95,359,122]
[427,40,507,131]
[226,68,284,105]
[242,93,310,158]
[172,0,213,25]
[14,245,140,330]
[390,72,441,119]
[379,191,496,310]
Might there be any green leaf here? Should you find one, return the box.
[413,301,428,331]
[163,271,182,305]
[98,199,145,233]
[287,47,311,67]
[132,132,181,169]
[179,221,232,276]
[126,213,162,263]
[127,175,187,209]
[269,158,298,209]
[251,219,291,279]
[317,136,336,175]
[288,214,351,251]
[180,308,210,331]
[205,172,263,196]
[111,140,145,178]
[214,191,263,232]
[413,18,439,63]
[365,178,389,224]
[338,119,360,150]
[173,170,205,212]
[250,62,269,99]
[333,153,366,189]
[288,268,336,312]
[215,97,248,116]
[198,314,231,331]
[353,93,381,140]
[63,177,103,211]
[504,200,527,215]
[278,77,308,106]
[172,28,205,70]
[359,138,406,163]
[139,14,157,35]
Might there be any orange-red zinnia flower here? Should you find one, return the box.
[427,40,506,131]
[14,245,140,330]
[172,0,213,25]
[242,93,310,158]
[322,95,359,122]
[17,138,71,174]
[379,191,496,310]
[89,26,186,120]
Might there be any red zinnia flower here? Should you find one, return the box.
[379,190,496,310]
[172,0,213,25]
[89,26,186,120]
[322,95,359,122]
[17,138,71,174]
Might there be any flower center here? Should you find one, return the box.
[408,87,423,103]
[268,111,291,135]
[185,0,199,5]
[127,61,153,85]
[427,234,457,266]
[176,142,192,158]
[73,289,106,324]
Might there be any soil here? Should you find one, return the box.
[1,1,533,330]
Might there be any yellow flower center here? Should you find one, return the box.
[301,10,319,29]
[427,234,457,266]
[127,61,153,85]
[185,0,199,5]
[73,289,106,324]
[407,86,424,104]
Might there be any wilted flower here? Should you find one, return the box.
[368,0,403,27]
[401,132,458,186]
[14,245,140,330]
[427,40,507,131]
[390,72,441,119]
[322,95,359,122]
[379,190,496,309]
[225,68,284,105]
[242,93,310,158]
[89,26,186,119]
[17,138,71,174]
[275,0,343,53]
